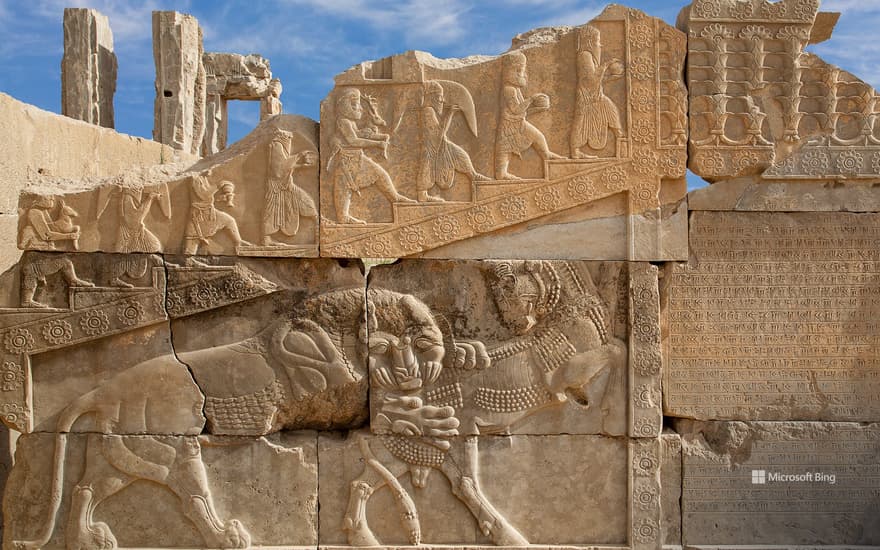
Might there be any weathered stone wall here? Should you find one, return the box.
[3,1,880,548]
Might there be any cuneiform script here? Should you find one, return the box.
[681,422,880,546]
[666,211,880,421]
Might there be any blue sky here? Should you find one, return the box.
[1,0,878,189]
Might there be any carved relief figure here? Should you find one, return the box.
[345,264,626,546]
[328,88,415,224]
[184,171,251,254]
[20,197,82,251]
[417,80,489,202]
[109,254,165,288]
[571,25,624,158]
[260,78,283,121]
[13,288,370,550]
[96,185,171,253]
[263,131,318,245]
[20,256,94,308]
[495,51,563,180]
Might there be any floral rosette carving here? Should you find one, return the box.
[1,360,23,392]
[633,150,659,175]
[364,237,392,258]
[661,153,686,178]
[80,310,110,336]
[634,480,658,510]
[693,0,722,19]
[0,403,28,426]
[694,151,726,176]
[632,120,656,145]
[733,150,762,173]
[634,384,659,409]
[398,226,426,252]
[117,300,146,326]
[499,196,527,221]
[189,282,220,309]
[801,150,829,175]
[730,0,754,20]
[793,0,819,21]
[567,176,596,202]
[837,150,863,176]
[4,328,35,355]
[633,448,658,476]
[633,518,659,544]
[42,319,73,345]
[760,0,786,18]
[631,89,655,113]
[534,187,561,213]
[433,216,461,242]
[466,206,495,233]
[631,22,654,50]
[326,244,356,257]
[164,293,186,317]
[634,348,661,377]
[630,56,655,81]
[635,416,659,437]
[602,166,628,193]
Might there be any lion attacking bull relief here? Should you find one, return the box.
[345,260,629,546]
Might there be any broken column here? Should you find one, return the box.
[152,11,206,156]
[61,8,117,128]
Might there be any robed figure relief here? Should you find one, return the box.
[571,25,624,159]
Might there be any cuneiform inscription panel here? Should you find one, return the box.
[679,421,880,547]
[666,211,880,421]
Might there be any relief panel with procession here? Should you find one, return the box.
[17,115,320,258]
[319,5,688,261]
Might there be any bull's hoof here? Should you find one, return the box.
[218,520,251,549]
[68,522,117,550]
[343,518,380,546]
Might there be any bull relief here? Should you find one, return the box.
[320,6,688,261]
[313,260,663,549]
[17,115,320,258]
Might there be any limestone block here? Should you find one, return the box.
[0,423,10,543]
[688,178,880,212]
[166,257,368,434]
[664,211,880,421]
[319,6,688,261]
[3,431,316,550]
[319,431,663,549]
[18,115,320,257]
[661,431,682,548]
[366,260,662,438]
[0,253,367,436]
[677,420,880,547]
[685,0,880,186]
[0,92,194,215]
[203,53,280,156]
[153,11,206,156]
[61,8,117,129]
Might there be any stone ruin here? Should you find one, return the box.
[1,1,879,548]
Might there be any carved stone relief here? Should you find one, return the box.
[686,0,880,185]
[366,259,662,438]
[18,115,320,257]
[320,5,688,261]
[319,433,662,549]
[4,432,317,549]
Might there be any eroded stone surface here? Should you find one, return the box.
[677,420,880,547]
[366,260,662,438]
[320,5,687,260]
[18,115,320,257]
[203,52,281,156]
[61,8,117,129]
[665,211,880,421]
[319,432,661,548]
[153,11,206,156]
[685,0,880,185]
[3,432,316,550]
[661,431,682,547]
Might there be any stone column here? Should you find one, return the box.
[61,8,117,128]
[152,11,206,156]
